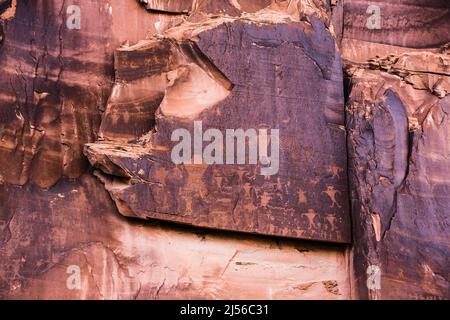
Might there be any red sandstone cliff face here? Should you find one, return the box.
[0,0,183,188]
[0,0,352,300]
[84,12,351,243]
[0,0,448,300]
[341,0,450,300]
[346,52,450,299]
[340,0,450,61]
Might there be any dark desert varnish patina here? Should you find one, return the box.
[85,14,351,243]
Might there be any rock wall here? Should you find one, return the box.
[0,0,448,300]
[342,0,450,299]
[340,0,450,62]
[84,12,351,243]
[346,53,450,299]
[0,0,352,300]
[0,174,351,299]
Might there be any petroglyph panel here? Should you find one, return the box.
[85,15,351,243]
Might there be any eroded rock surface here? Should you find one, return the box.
[0,174,351,299]
[0,0,353,300]
[341,0,450,61]
[346,51,450,299]
[85,12,351,243]
[0,0,180,188]
[1,0,449,300]
[138,0,194,13]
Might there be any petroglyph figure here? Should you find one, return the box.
[322,186,342,208]
[328,164,343,179]
[303,209,318,226]
[297,189,307,204]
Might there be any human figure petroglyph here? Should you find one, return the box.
[322,186,342,208]
[303,147,313,161]
[243,183,251,195]
[297,189,307,204]
[326,214,337,230]
[303,209,318,226]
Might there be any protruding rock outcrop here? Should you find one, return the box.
[85,11,351,243]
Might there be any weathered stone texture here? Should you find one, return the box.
[0,174,351,299]
[346,51,450,299]
[85,11,351,243]
[340,0,450,61]
[1,0,449,300]
[0,0,180,188]
[0,0,352,300]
